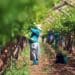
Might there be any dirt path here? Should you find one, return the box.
[29,51,51,75]
[29,44,75,75]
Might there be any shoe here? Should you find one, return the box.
[33,60,39,65]
[36,60,39,64]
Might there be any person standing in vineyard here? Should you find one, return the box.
[47,30,54,44]
[29,24,41,65]
[54,32,60,49]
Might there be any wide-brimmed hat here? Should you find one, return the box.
[36,24,42,30]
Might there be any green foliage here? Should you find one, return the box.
[0,0,60,45]
[0,0,75,45]
[0,0,35,45]
[42,5,75,35]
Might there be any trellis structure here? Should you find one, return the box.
[41,0,75,32]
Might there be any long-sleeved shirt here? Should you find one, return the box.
[30,28,41,43]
